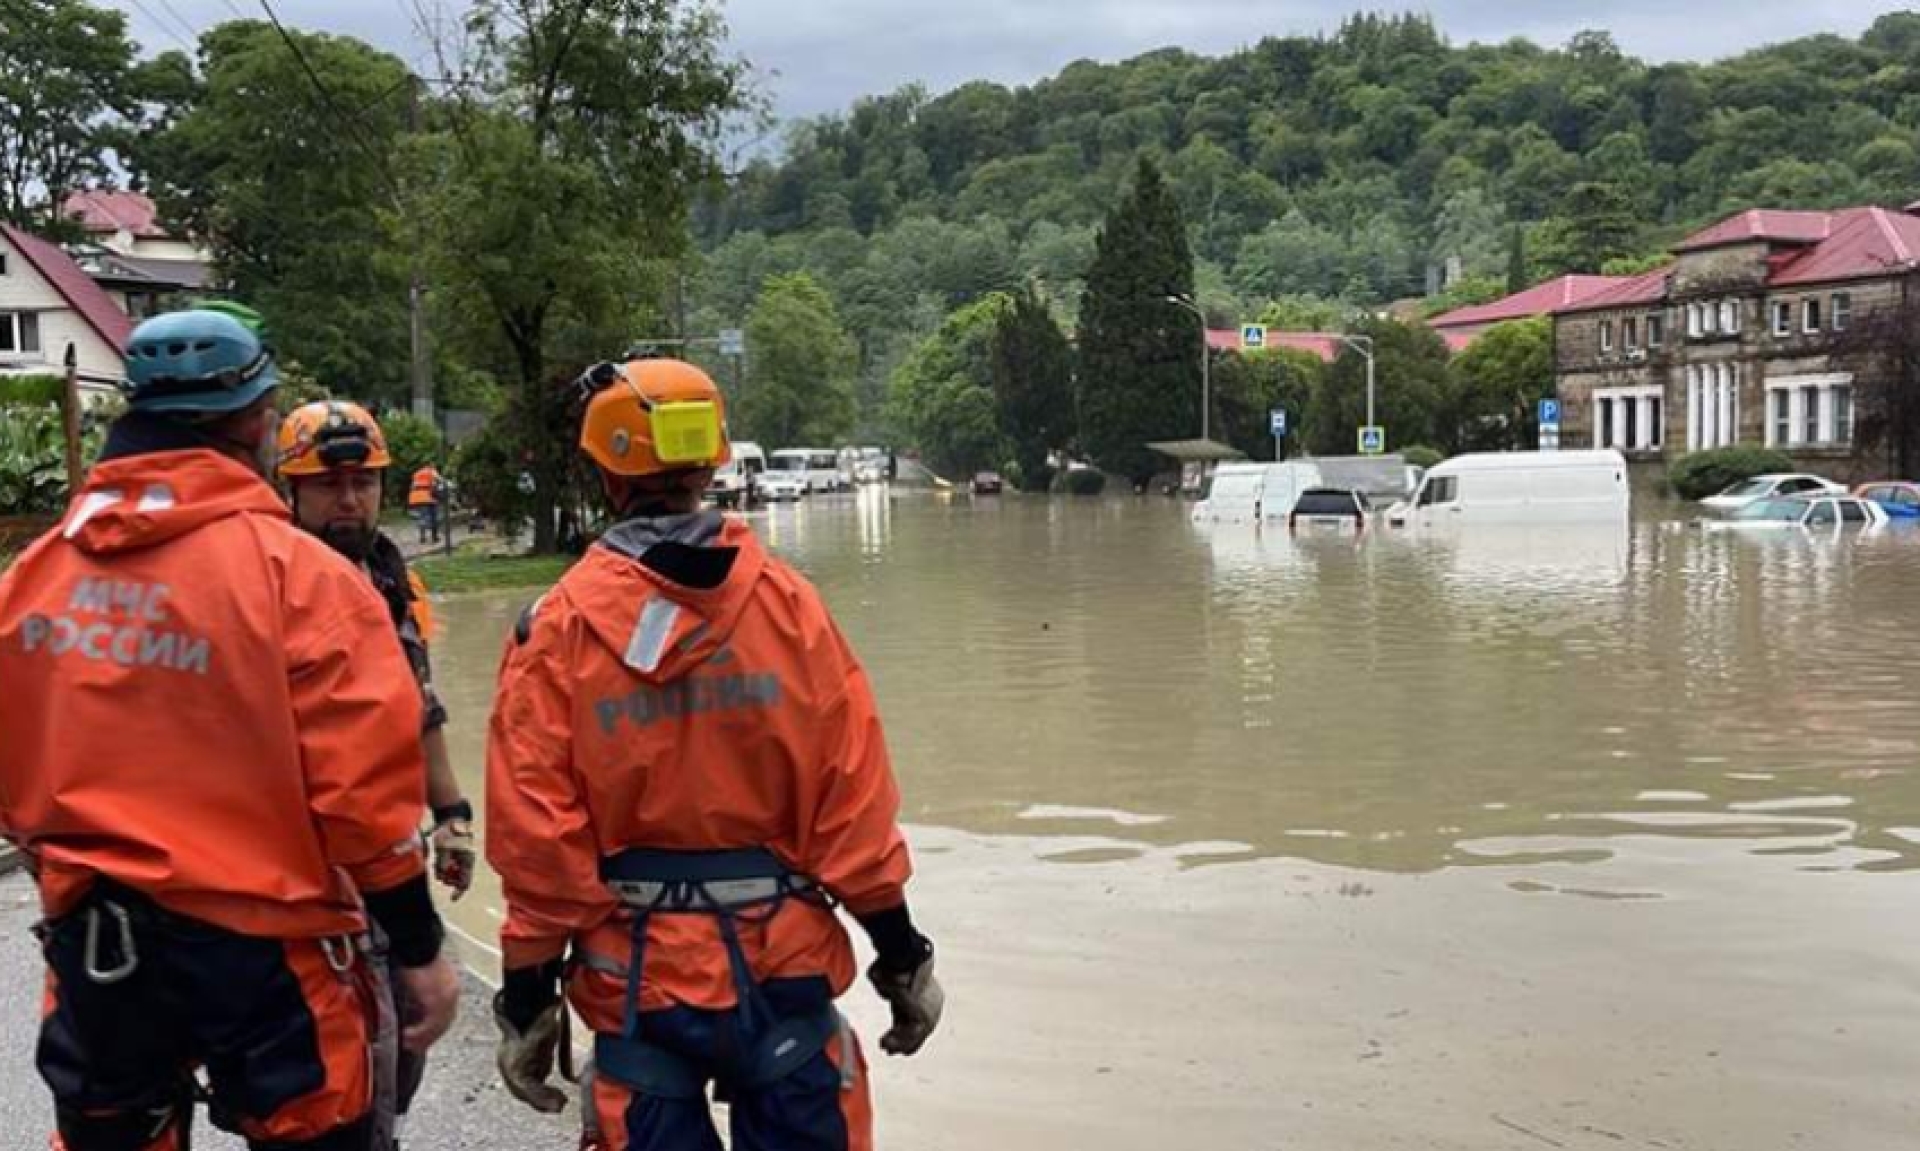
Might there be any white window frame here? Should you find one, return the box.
[1688,304,1702,338]
[1623,316,1639,350]
[1832,292,1852,332]
[1772,301,1792,337]
[0,310,42,357]
[1719,300,1738,334]
[1765,372,1853,448]
[0,252,8,276]
[1594,385,1663,452]
[1646,313,1665,348]
[1803,297,1822,334]
[1599,319,1614,354]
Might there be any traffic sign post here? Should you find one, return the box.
[1241,324,1267,351]
[1358,425,1386,455]
[1538,397,1562,452]
[1270,409,1287,459]
[718,328,745,357]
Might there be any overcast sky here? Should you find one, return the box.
[112,0,1912,123]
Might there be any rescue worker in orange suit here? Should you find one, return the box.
[277,400,478,1144]
[0,308,460,1151]
[486,357,945,1150]
[407,464,443,545]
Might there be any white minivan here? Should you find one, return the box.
[706,441,767,508]
[1388,450,1629,528]
[770,448,849,494]
[1192,461,1325,524]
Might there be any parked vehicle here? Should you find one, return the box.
[770,448,849,493]
[1699,473,1846,512]
[1387,450,1629,528]
[1289,488,1369,536]
[972,471,1004,495]
[758,471,808,502]
[1854,481,1920,519]
[706,441,766,508]
[1192,461,1324,524]
[1702,494,1886,531]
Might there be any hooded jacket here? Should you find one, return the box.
[0,434,429,940]
[486,512,912,1020]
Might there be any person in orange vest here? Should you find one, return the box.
[407,463,444,545]
[486,357,944,1150]
[0,309,459,1151]
[277,400,478,1145]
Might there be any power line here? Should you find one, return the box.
[254,0,406,206]
[152,0,202,45]
[125,0,198,53]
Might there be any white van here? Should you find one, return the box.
[1389,450,1629,528]
[770,448,848,494]
[1192,461,1325,524]
[706,441,766,508]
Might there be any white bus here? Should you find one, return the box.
[770,448,849,494]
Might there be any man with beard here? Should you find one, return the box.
[276,400,478,1146]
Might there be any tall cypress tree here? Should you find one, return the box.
[1077,156,1200,485]
[991,285,1076,490]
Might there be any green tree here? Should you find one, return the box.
[990,285,1075,489]
[137,21,414,401]
[1211,348,1320,460]
[0,0,143,228]
[1532,181,1643,274]
[738,272,857,447]
[1303,316,1449,455]
[888,294,1012,477]
[1439,316,1553,453]
[412,0,746,552]
[1078,157,1199,485]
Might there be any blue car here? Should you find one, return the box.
[1855,482,1920,518]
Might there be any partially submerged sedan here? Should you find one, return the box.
[1702,493,1887,531]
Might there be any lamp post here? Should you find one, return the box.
[1337,333,1377,435]
[1162,294,1210,443]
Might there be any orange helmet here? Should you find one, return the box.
[277,400,392,478]
[577,357,731,478]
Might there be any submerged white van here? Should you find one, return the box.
[1388,450,1629,528]
[770,448,849,494]
[1192,461,1325,524]
[706,441,767,507]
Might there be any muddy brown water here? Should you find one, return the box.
[432,490,1920,1150]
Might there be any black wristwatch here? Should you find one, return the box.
[431,799,474,827]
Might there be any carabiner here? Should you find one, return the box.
[83,902,139,985]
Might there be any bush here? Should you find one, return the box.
[1401,444,1444,469]
[1061,468,1107,496]
[1668,445,1795,501]
[0,402,113,515]
[0,375,65,406]
[450,420,534,543]
[380,412,444,506]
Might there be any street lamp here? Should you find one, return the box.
[1337,333,1377,435]
[1161,294,1210,443]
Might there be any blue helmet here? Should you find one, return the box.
[123,309,279,415]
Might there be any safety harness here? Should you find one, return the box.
[591,847,855,1099]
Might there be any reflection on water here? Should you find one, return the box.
[438,493,1920,884]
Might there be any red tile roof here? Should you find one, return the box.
[1208,329,1344,362]
[62,190,168,239]
[1430,275,1626,329]
[1551,266,1674,316]
[1767,206,1920,286]
[1,224,135,352]
[1675,209,1836,253]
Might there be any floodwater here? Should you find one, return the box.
[433,490,1920,1150]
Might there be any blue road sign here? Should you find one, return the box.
[1538,398,1562,428]
[1359,426,1386,455]
[1242,324,1267,350]
[1269,409,1287,437]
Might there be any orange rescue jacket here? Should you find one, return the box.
[0,448,429,939]
[486,515,911,1021]
[407,467,440,509]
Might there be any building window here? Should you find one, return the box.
[1772,301,1792,337]
[1767,374,1854,447]
[1647,314,1665,348]
[1804,298,1822,333]
[1688,304,1702,338]
[1595,386,1662,452]
[1599,319,1614,353]
[0,253,8,276]
[1649,396,1663,448]
[1833,293,1852,332]
[1623,317,1639,350]
[1719,300,1738,334]
[0,311,41,355]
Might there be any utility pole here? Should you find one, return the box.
[1162,294,1210,443]
[407,77,434,423]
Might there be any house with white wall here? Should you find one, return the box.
[0,224,133,398]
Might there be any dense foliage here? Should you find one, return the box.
[1668,446,1796,501]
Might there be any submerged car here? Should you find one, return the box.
[1702,494,1886,531]
[758,472,807,502]
[1700,473,1846,512]
[972,471,1004,495]
[1854,481,1920,519]
[1289,488,1369,536]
